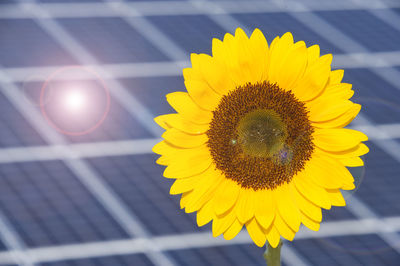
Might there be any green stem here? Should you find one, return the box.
[263,240,283,266]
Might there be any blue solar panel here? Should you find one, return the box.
[353,142,400,216]
[0,19,77,67]
[234,12,344,55]
[58,18,170,63]
[0,0,399,265]
[148,15,227,55]
[121,76,185,116]
[344,68,400,124]
[0,92,46,147]
[293,234,400,266]
[0,160,129,247]
[87,154,212,236]
[316,10,400,53]
[40,254,153,266]
[167,244,265,266]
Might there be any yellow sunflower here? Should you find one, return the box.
[153,28,368,248]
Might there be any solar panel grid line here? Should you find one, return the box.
[0,120,397,164]
[0,210,35,266]
[17,1,162,137]
[275,0,400,254]
[103,0,188,61]
[2,1,177,265]
[0,61,188,83]
[2,0,400,20]
[0,0,398,266]
[0,69,175,266]
[351,0,400,33]
[3,50,400,84]
[0,216,399,265]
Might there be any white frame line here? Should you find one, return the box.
[0,122,399,164]
[2,50,400,85]
[2,0,400,19]
[0,216,398,265]
[0,0,398,264]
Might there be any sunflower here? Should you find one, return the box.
[153,28,368,248]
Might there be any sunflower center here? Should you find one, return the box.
[237,109,287,158]
[207,81,314,190]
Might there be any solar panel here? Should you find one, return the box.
[0,0,399,265]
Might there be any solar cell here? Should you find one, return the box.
[0,0,399,265]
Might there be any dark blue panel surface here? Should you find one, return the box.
[316,10,400,52]
[39,253,153,266]
[87,154,212,236]
[58,18,169,63]
[293,234,400,266]
[167,244,265,266]
[344,68,400,124]
[121,76,185,117]
[148,15,226,55]
[62,91,153,143]
[0,19,77,67]
[0,160,129,247]
[354,142,400,217]
[235,12,344,55]
[0,91,46,147]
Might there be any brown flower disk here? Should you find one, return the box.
[206,81,314,190]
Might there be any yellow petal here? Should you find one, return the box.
[156,155,169,166]
[300,212,320,231]
[338,156,364,167]
[154,113,209,134]
[307,45,320,64]
[326,189,346,206]
[166,92,212,124]
[266,225,281,248]
[212,178,240,215]
[314,128,368,152]
[292,54,331,101]
[162,128,208,148]
[274,183,301,232]
[152,140,176,155]
[249,28,269,81]
[274,214,296,241]
[322,83,354,100]
[223,219,243,240]
[294,171,332,209]
[304,153,349,189]
[154,115,172,130]
[268,32,294,85]
[212,207,236,237]
[163,145,212,179]
[197,200,214,226]
[312,104,361,129]
[246,218,267,247]
[328,69,344,85]
[185,79,222,111]
[307,99,354,122]
[317,143,369,159]
[180,191,191,209]
[170,174,202,195]
[293,187,322,222]
[236,189,256,224]
[184,167,224,213]
[255,189,275,230]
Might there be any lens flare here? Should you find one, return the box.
[64,89,86,112]
[40,66,110,136]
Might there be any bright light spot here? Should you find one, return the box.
[64,89,86,112]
